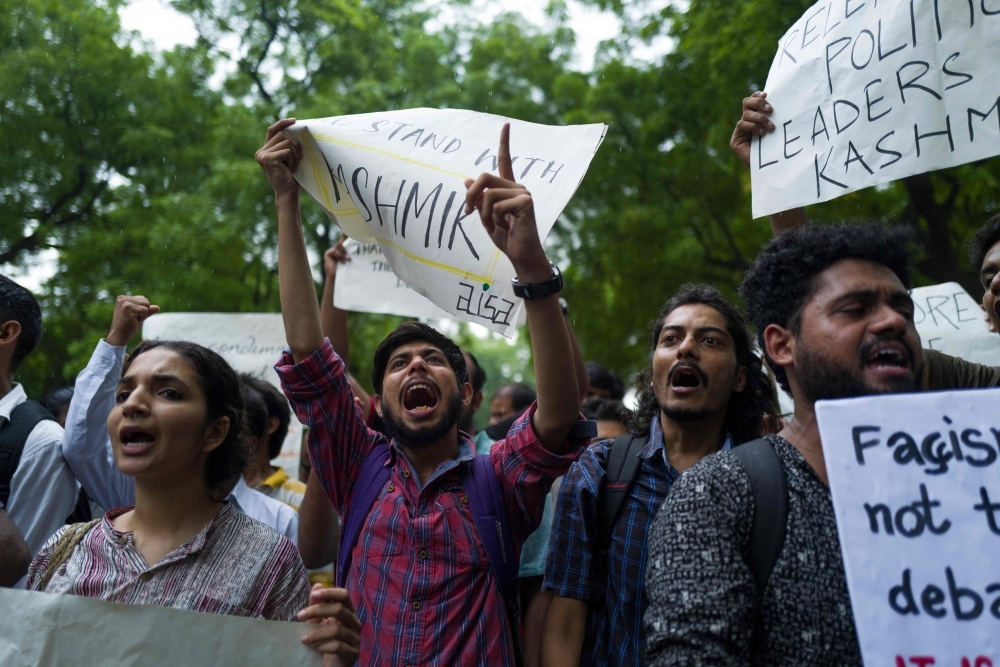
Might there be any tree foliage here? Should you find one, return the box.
[3,0,999,406]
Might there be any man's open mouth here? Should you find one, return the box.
[402,381,439,413]
[864,342,910,371]
[670,365,704,392]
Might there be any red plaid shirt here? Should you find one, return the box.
[276,340,585,667]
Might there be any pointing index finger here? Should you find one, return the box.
[498,122,514,182]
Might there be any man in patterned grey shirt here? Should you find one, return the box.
[645,223,924,666]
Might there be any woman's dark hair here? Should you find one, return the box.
[40,386,74,415]
[371,322,468,395]
[739,223,912,394]
[585,362,625,400]
[241,375,291,460]
[630,284,776,445]
[495,382,537,413]
[967,214,1000,276]
[238,374,269,440]
[581,397,631,425]
[123,340,250,500]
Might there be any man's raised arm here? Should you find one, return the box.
[255,119,323,363]
[730,91,809,237]
[464,124,580,451]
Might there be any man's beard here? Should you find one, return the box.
[795,334,921,404]
[381,390,464,449]
[659,361,730,424]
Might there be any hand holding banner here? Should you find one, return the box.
[751,0,1000,218]
[288,108,606,335]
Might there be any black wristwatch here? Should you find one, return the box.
[512,265,564,300]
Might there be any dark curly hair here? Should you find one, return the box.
[967,214,1000,280]
[0,275,42,372]
[581,397,631,425]
[629,284,776,445]
[372,322,469,395]
[123,340,250,501]
[586,362,625,400]
[740,223,912,394]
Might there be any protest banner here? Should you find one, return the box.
[0,588,319,667]
[912,282,1000,365]
[815,389,1000,667]
[751,0,1000,218]
[141,313,303,479]
[287,108,606,335]
[334,238,460,320]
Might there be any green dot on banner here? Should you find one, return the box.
[482,283,490,291]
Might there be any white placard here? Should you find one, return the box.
[141,313,303,479]
[816,389,1000,667]
[288,108,606,336]
[334,238,458,320]
[751,0,1000,218]
[912,282,1000,365]
[0,588,319,667]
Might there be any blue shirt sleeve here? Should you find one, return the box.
[542,440,609,600]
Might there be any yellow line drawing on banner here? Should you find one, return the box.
[302,131,335,211]
[375,236,492,284]
[311,133,471,181]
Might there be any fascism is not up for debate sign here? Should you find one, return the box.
[752,0,1000,218]
[816,389,1000,667]
[288,109,606,336]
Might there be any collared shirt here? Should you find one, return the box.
[543,418,733,667]
[275,339,586,667]
[257,467,306,512]
[1,384,78,556]
[61,339,299,545]
[26,502,309,620]
[644,435,860,667]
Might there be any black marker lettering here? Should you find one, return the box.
[914,116,954,158]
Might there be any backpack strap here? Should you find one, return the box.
[39,519,100,591]
[731,438,789,593]
[460,454,523,667]
[336,443,393,588]
[594,433,648,574]
[0,400,56,506]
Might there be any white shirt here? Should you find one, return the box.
[1,384,79,555]
[61,340,298,546]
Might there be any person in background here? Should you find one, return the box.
[26,340,359,661]
[459,351,487,437]
[0,276,78,557]
[542,284,775,667]
[584,362,624,401]
[579,397,630,441]
[60,295,299,546]
[645,224,925,666]
[0,504,30,586]
[733,93,1000,391]
[239,375,307,511]
[39,387,74,428]
[260,117,587,665]
[488,382,537,428]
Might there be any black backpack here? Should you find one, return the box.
[0,400,56,507]
[595,435,788,592]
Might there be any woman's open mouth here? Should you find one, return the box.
[402,381,439,417]
[119,426,155,454]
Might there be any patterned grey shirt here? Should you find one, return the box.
[643,435,861,667]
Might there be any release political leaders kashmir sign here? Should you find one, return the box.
[751,0,1000,218]
[287,109,607,336]
[816,390,1000,667]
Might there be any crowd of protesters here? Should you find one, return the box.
[0,90,999,667]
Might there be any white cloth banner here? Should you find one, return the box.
[288,108,606,335]
[912,282,1000,365]
[751,0,1000,217]
[141,313,303,479]
[0,588,320,667]
[333,238,460,320]
[816,390,1000,667]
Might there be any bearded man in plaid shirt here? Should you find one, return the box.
[257,119,589,666]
